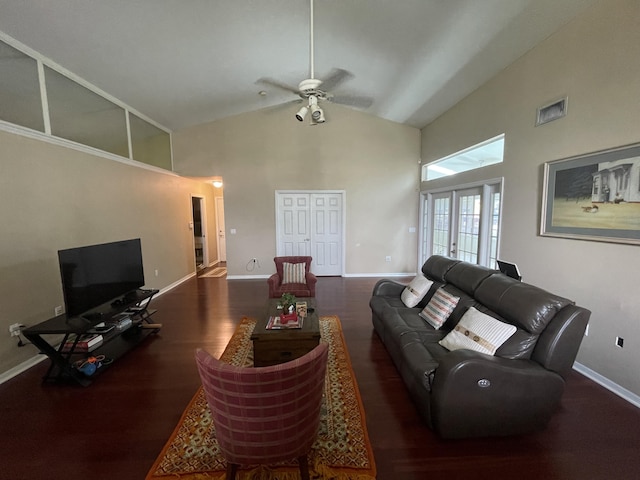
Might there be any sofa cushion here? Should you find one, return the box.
[419,287,460,329]
[282,262,306,284]
[439,307,517,356]
[443,262,497,296]
[370,295,406,319]
[388,307,436,336]
[475,275,572,334]
[401,276,434,307]
[422,255,460,282]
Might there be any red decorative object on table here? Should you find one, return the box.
[279,313,298,324]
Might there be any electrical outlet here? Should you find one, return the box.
[54,305,63,316]
[9,323,22,337]
[385,256,392,262]
[616,336,624,348]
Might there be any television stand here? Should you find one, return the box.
[22,289,160,386]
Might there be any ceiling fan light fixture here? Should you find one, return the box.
[310,103,325,123]
[295,105,309,121]
[256,0,370,125]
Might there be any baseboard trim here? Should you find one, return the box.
[158,271,196,294]
[0,354,48,385]
[226,273,414,280]
[226,274,270,280]
[343,272,415,278]
[573,362,640,408]
[0,271,196,385]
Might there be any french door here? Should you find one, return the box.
[275,191,344,276]
[420,181,502,268]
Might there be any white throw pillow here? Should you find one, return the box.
[282,262,306,284]
[401,276,434,308]
[419,287,459,329]
[439,307,517,356]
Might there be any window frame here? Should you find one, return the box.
[421,134,505,181]
[0,33,173,173]
[419,178,503,269]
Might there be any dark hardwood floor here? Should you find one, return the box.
[2,274,640,480]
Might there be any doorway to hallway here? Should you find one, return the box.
[191,196,208,270]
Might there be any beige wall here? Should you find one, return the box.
[421,0,640,395]
[0,130,217,374]
[173,104,421,277]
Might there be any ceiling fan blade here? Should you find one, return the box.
[267,99,303,112]
[319,68,354,91]
[329,94,374,109]
[256,77,300,95]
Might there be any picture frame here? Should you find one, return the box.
[540,142,640,245]
[295,301,308,318]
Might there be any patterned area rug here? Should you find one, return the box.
[146,316,376,480]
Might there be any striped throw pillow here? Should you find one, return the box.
[439,307,517,356]
[419,287,459,329]
[282,262,306,284]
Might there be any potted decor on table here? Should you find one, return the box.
[279,293,297,314]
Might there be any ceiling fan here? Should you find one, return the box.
[257,0,373,125]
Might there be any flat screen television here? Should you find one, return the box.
[58,238,145,317]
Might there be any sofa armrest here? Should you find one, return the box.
[430,349,565,438]
[372,279,406,297]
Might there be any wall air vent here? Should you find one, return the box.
[536,97,568,126]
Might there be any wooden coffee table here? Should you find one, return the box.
[251,298,320,367]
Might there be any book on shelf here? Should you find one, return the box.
[61,333,103,353]
[266,314,303,330]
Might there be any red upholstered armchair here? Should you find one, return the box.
[195,343,329,480]
[268,256,317,298]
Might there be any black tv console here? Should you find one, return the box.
[22,289,160,386]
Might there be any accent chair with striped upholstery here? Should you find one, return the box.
[267,256,317,298]
[195,343,329,480]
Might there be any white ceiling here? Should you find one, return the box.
[0,0,596,132]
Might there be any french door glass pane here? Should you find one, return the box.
[489,192,501,267]
[432,196,450,256]
[456,193,481,263]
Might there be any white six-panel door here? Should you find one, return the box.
[276,191,344,276]
[277,193,312,256]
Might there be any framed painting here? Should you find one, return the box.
[540,142,640,245]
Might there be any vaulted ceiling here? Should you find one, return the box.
[0,0,596,132]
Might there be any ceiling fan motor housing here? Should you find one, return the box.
[298,78,325,99]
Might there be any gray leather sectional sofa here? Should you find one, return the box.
[370,255,590,439]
